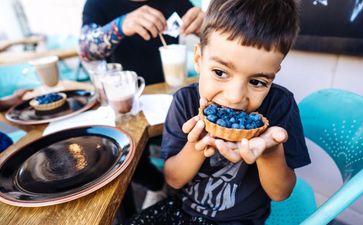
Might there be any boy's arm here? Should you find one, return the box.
[256,143,296,201]
[164,115,215,189]
[215,126,296,201]
[164,141,205,189]
[256,127,296,201]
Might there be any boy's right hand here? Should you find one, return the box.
[182,97,217,157]
[122,5,167,40]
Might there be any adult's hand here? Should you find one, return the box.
[122,5,167,40]
[181,7,204,36]
[0,89,31,110]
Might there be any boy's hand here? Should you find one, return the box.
[182,97,217,157]
[180,7,204,36]
[215,126,288,164]
[122,5,167,40]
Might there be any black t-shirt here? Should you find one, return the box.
[82,0,193,85]
[161,83,311,225]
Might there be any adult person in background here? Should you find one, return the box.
[0,89,30,111]
[79,0,204,85]
[79,0,204,209]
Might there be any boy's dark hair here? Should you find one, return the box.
[200,0,300,55]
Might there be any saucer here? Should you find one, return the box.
[5,90,97,125]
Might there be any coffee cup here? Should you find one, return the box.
[159,44,187,87]
[101,71,145,115]
[28,56,60,87]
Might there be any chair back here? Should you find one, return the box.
[298,89,363,181]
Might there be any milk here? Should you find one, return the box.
[159,44,187,87]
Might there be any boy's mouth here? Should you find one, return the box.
[210,101,246,112]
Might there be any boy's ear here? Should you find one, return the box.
[193,43,202,74]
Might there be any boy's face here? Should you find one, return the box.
[194,32,284,113]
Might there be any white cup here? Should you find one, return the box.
[82,61,123,105]
[27,56,60,87]
[159,44,187,87]
[102,71,145,115]
[94,63,123,105]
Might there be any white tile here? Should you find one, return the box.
[296,139,342,201]
[274,50,337,103]
[333,55,363,96]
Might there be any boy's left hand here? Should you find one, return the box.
[180,7,204,36]
[214,127,288,164]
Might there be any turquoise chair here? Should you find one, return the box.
[267,88,363,225]
[266,178,316,225]
[190,0,202,7]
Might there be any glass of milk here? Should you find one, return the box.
[101,70,145,118]
[159,44,187,88]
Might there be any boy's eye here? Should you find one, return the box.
[212,69,228,78]
[249,79,267,87]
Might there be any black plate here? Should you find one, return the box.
[0,125,135,207]
[5,90,97,125]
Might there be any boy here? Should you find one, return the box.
[127,0,310,224]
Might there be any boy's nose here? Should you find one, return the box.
[225,84,247,106]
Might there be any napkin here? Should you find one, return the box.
[163,12,183,38]
[43,106,116,136]
[140,94,173,125]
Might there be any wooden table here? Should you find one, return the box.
[0,78,198,225]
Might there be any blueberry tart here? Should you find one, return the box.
[199,103,269,141]
[30,92,67,111]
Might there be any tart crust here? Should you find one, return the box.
[30,93,67,111]
[199,104,269,141]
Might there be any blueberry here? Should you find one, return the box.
[225,120,231,128]
[205,104,264,130]
[216,109,223,117]
[35,92,62,105]
[231,123,239,129]
[255,120,263,127]
[222,115,229,121]
[207,114,218,123]
[216,119,227,127]
[204,104,217,116]
[238,117,245,124]
[238,111,247,118]
[249,114,260,121]
[245,124,253,129]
